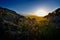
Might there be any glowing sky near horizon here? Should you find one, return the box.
[0,0,60,16]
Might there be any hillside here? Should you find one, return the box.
[0,7,25,24]
[0,7,27,40]
[45,8,60,23]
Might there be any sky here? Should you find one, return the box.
[0,0,60,15]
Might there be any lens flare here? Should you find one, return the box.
[35,9,48,16]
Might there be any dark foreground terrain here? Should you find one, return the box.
[0,7,60,40]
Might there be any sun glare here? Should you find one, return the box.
[35,9,48,16]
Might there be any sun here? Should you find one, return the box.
[35,9,48,16]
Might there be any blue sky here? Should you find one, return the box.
[0,0,60,15]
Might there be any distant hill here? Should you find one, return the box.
[26,15,47,22]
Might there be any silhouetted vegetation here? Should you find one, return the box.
[0,7,60,40]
